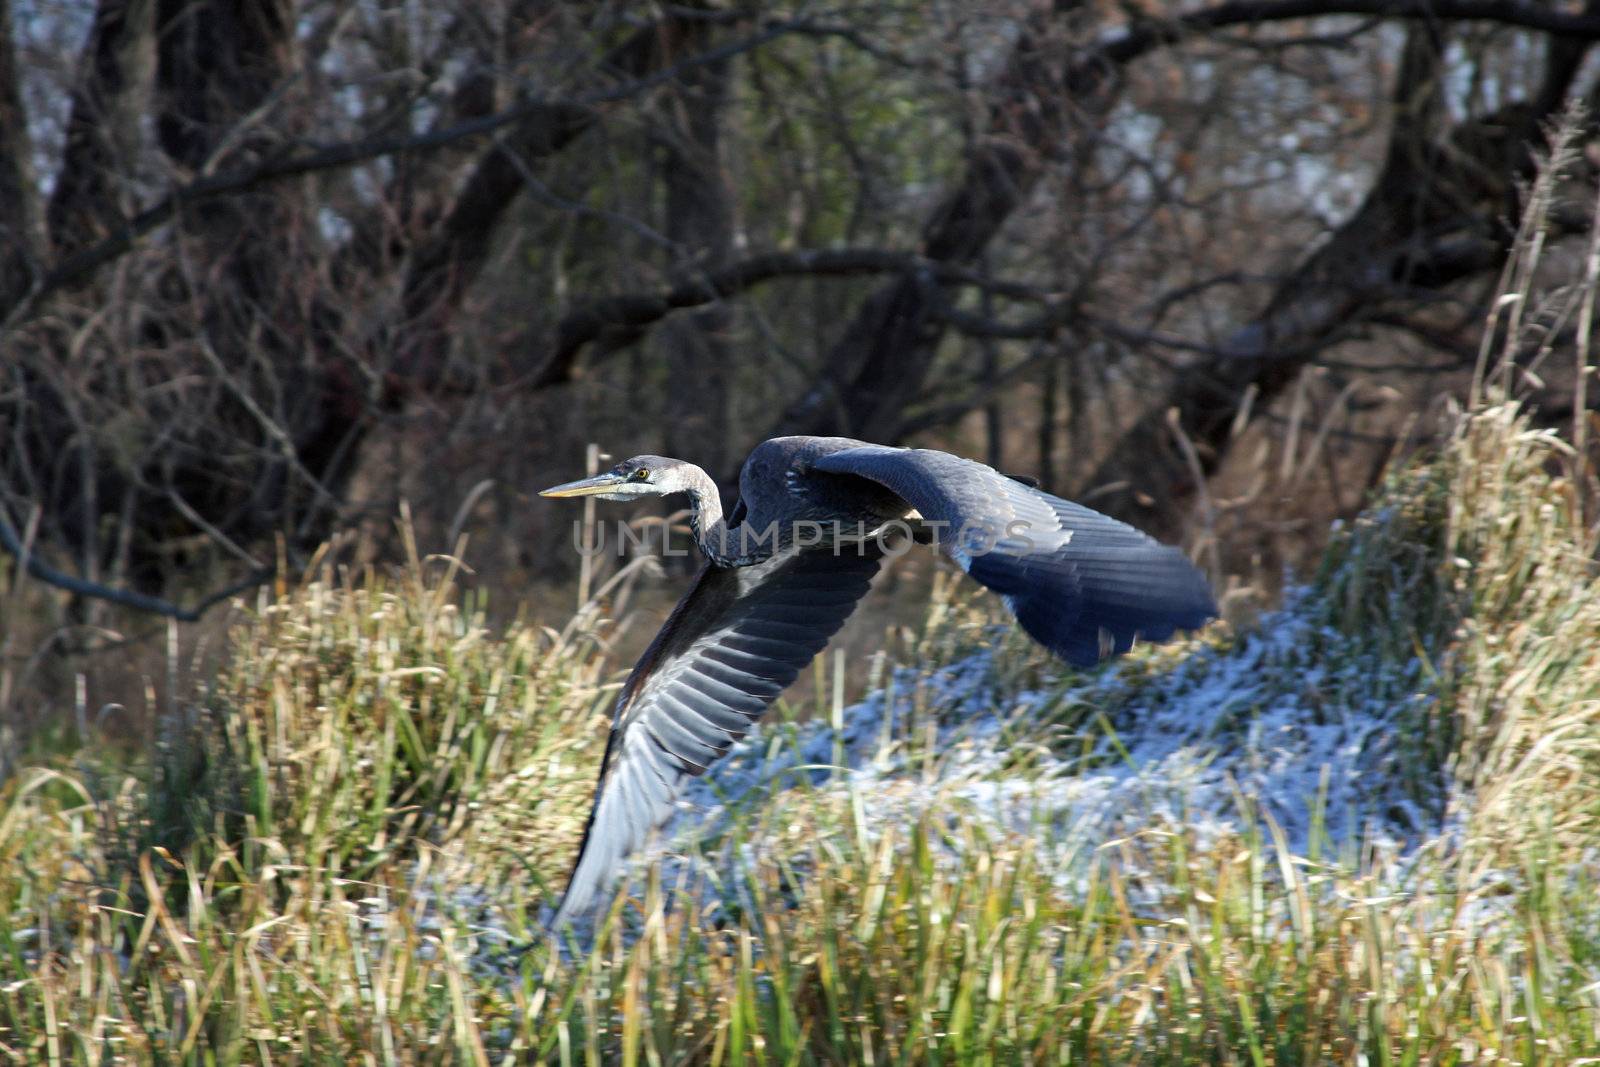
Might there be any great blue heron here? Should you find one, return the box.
[540,436,1215,924]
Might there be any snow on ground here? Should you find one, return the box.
[659,587,1446,906]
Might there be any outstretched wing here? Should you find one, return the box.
[551,546,881,926]
[813,446,1214,667]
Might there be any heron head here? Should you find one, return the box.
[539,455,696,502]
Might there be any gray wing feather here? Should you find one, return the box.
[813,446,1214,667]
[551,547,881,926]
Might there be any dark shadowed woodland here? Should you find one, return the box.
[5,1,1599,667]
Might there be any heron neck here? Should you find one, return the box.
[678,465,737,566]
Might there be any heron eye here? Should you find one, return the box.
[631,469,650,482]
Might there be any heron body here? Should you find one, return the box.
[540,436,1216,925]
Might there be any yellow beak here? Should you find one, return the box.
[538,473,624,498]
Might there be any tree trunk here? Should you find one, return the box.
[658,18,734,486]
[0,0,43,305]
[47,0,157,260]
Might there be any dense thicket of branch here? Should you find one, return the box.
[1,5,824,611]
[767,4,1081,444]
[0,102,582,330]
[0,14,811,335]
[394,16,711,383]
[758,0,1600,449]
[1085,14,1596,534]
[7,0,1600,625]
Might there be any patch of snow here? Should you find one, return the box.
[657,589,1446,910]
[451,587,1473,954]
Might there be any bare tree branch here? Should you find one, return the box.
[526,248,1064,388]
[393,100,592,380]
[898,344,1063,437]
[1095,0,1600,66]
[0,506,271,621]
[935,300,1081,341]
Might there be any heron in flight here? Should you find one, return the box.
[540,436,1215,925]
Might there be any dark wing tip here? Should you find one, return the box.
[981,540,1216,667]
